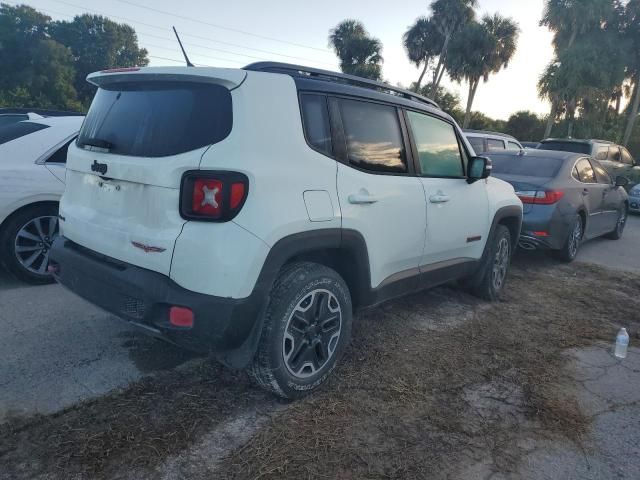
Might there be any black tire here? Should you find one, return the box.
[0,203,59,284]
[470,224,512,301]
[605,205,627,240]
[552,215,582,263]
[248,262,352,399]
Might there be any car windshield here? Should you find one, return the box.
[539,141,591,155]
[491,155,564,178]
[0,121,49,145]
[77,81,232,158]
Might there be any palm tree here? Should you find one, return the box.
[538,62,563,138]
[328,20,383,81]
[403,17,442,91]
[428,0,477,96]
[623,0,640,146]
[446,15,519,128]
[541,0,618,51]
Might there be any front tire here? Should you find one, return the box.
[0,204,59,284]
[553,215,582,263]
[470,224,512,301]
[248,262,352,399]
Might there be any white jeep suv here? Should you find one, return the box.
[50,63,522,398]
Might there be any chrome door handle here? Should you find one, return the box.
[348,193,379,204]
[429,193,451,204]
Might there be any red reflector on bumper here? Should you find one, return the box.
[169,306,194,328]
[532,231,550,237]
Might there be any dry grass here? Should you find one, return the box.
[1,255,639,479]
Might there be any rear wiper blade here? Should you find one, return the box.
[79,137,114,151]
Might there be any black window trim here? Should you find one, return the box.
[329,94,415,177]
[402,106,469,180]
[297,91,336,160]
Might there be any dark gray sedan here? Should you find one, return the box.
[489,150,629,262]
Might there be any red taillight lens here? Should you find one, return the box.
[169,306,194,328]
[192,179,223,217]
[180,171,249,222]
[516,190,564,205]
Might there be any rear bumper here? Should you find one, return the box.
[49,237,266,366]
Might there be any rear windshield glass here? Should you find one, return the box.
[491,155,564,178]
[77,82,232,157]
[0,121,49,145]
[539,141,590,155]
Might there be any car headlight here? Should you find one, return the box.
[631,186,640,196]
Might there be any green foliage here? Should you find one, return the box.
[51,14,149,106]
[403,17,442,89]
[505,111,546,141]
[0,3,148,111]
[328,20,383,80]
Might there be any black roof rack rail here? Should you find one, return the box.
[243,62,441,110]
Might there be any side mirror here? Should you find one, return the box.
[615,176,629,188]
[468,156,491,184]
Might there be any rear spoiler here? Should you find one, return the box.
[86,67,247,90]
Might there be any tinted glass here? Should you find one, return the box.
[0,121,49,145]
[407,111,464,177]
[78,82,232,157]
[0,114,28,128]
[620,148,633,165]
[491,155,563,178]
[339,99,405,173]
[591,160,611,184]
[576,158,596,183]
[47,137,76,163]
[607,146,621,161]
[595,146,609,160]
[468,137,485,153]
[540,141,591,155]
[300,94,332,157]
[507,141,521,150]
[487,138,505,151]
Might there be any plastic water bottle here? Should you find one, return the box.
[614,328,629,359]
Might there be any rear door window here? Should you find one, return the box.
[339,99,406,173]
[575,158,596,183]
[487,138,505,151]
[77,82,232,157]
[0,122,49,145]
[590,160,612,184]
[468,137,485,153]
[46,137,77,164]
[607,146,621,162]
[300,94,332,157]
[406,110,465,177]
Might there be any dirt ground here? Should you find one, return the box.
[1,254,639,479]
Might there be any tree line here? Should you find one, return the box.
[327,0,640,153]
[1,2,639,155]
[0,3,148,111]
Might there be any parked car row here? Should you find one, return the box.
[0,63,633,399]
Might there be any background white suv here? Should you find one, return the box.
[0,116,83,283]
[51,63,522,398]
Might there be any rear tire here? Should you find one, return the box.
[552,215,582,263]
[0,204,59,284]
[248,262,352,399]
[470,224,512,301]
[605,205,627,240]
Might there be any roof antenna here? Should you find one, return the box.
[173,26,194,67]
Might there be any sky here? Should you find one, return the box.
[23,0,555,120]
